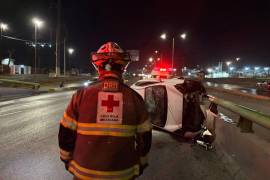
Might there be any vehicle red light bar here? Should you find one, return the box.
[160,68,167,72]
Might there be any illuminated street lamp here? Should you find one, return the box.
[236,57,240,61]
[0,23,8,40]
[149,57,153,62]
[68,48,74,55]
[155,50,158,54]
[254,66,260,76]
[180,33,187,40]
[160,32,187,69]
[32,17,44,74]
[244,67,250,71]
[226,61,232,66]
[207,68,213,73]
[64,47,75,76]
[160,33,166,40]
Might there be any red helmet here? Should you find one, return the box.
[91,42,131,72]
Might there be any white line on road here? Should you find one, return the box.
[0,111,24,117]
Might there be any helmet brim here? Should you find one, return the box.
[91,52,131,62]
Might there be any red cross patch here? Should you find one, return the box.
[97,92,123,124]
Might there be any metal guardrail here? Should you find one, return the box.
[207,95,270,132]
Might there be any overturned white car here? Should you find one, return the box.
[131,77,218,146]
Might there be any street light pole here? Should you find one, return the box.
[160,32,187,70]
[171,37,175,69]
[34,24,37,74]
[67,48,74,74]
[32,18,43,74]
[63,38,66,76]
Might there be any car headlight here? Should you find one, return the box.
[84,82,90,86]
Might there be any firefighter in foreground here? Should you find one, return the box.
[58,42,152,180]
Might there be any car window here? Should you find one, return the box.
[145,85,167,127]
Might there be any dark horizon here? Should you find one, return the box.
[1,0,270,73]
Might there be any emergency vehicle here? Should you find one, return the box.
[150,67,174,79]
[131,77,218,146]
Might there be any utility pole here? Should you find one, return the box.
[55,0,61,76]
[34,24,37,74]
[63,37,66,76]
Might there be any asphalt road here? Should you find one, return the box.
[0,87,36,101]
[0,91,239,180]
[205,82,270,97]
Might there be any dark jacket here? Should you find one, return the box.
[58,73,152,180]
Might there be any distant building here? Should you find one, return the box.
[1,58,31,75]
[10,65,31,75]
[1,58,15,66]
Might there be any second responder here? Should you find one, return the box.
[58,42,152,180]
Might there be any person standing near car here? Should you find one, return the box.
[58,42,152,180]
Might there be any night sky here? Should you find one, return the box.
[1,0,270,73]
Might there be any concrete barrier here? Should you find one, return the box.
[0,79,40,90]
[48,86,82,93]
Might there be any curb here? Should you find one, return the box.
[47,86,82,93]
[0,79,40,90]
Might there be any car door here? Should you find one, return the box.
[144,85,168,127]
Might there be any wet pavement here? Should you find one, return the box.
[0,91,241,180]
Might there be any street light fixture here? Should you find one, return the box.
[226,61,232,66]
[149,57,153,62]
[236,57,240,61]
[180,33,187,40]
[63,48,75,76]
[0,23,8,39]
[68,48,74,55]
[32,17,44,74]
[160,33,166,40]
